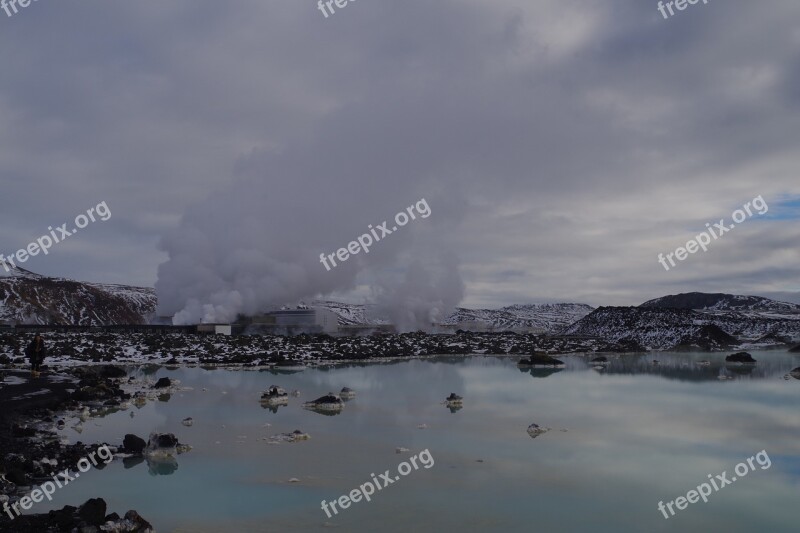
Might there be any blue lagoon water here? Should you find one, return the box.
[30,352,800,532]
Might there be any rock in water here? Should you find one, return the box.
[302,393,344,412]
[78,498,107,526]
[182,417,194,426]
[146,433,180,457]
[269,430,310,443]
[123,434,147,455]
[789,367,800,379]
[445,393,463,405]
[153,377,172,389]
[339,387,356,399]
[527,423,550,439]
[518,354,565,367]
[725,352,757,364]
[261,385,289,406]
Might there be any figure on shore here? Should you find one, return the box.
[25,334,47,377]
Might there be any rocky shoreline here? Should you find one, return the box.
[0,365,178,532]
[0,331,645,369]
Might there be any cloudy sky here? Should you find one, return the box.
[1,0,799,320]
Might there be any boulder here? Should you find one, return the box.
[725,352,757,364]
[78,498,107,526]
[153,377,172,389]
[302,393,344,412]
[261,385,288,402]
[445,393,463,404]
[518,354,565,367]
[148,433,179,449]
[123,434,147,455]
[123,509,154,532]
[527,423,550,439]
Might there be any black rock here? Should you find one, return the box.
[150,433,179,448]
[123,433,147,454]
[124,509,154,531]
[7,466,28,485]
[725,352,757,363]
[309,394,341,404]
[78,497,107,526]
[518,353,565,366]
[789,344,800,353]
[12,424,36,437]
[591,356,609,363]
[153,377,172,389]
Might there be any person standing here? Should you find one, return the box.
[25,334,47,377]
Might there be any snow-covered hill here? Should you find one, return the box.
[312,301,594,333]
[0,267,156,325]
[640,292,800,315]
[564,293,800,350]
[441,303,594,333]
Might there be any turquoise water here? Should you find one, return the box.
[29,352,800,532]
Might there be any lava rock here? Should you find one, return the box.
[78,497,107,526]
[123,434,147,455]
[725,352,757,364]
[518,353,565,367]
[124,509,154,531]
[7,466,28,485]
[302,393,344,412]
[527,423,550,439]
[445,393,463,404]
[149,433,179,449]
[153,377,172,389]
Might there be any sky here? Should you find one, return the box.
[1,0,799,320]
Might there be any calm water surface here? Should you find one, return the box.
[31,352,800,532]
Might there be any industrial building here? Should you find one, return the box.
[244,308,339,336]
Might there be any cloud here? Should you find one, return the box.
[0,0,798,308]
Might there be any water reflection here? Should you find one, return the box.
[147,456,179,476]
[36,352,799,533]
[517,367,564,378]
